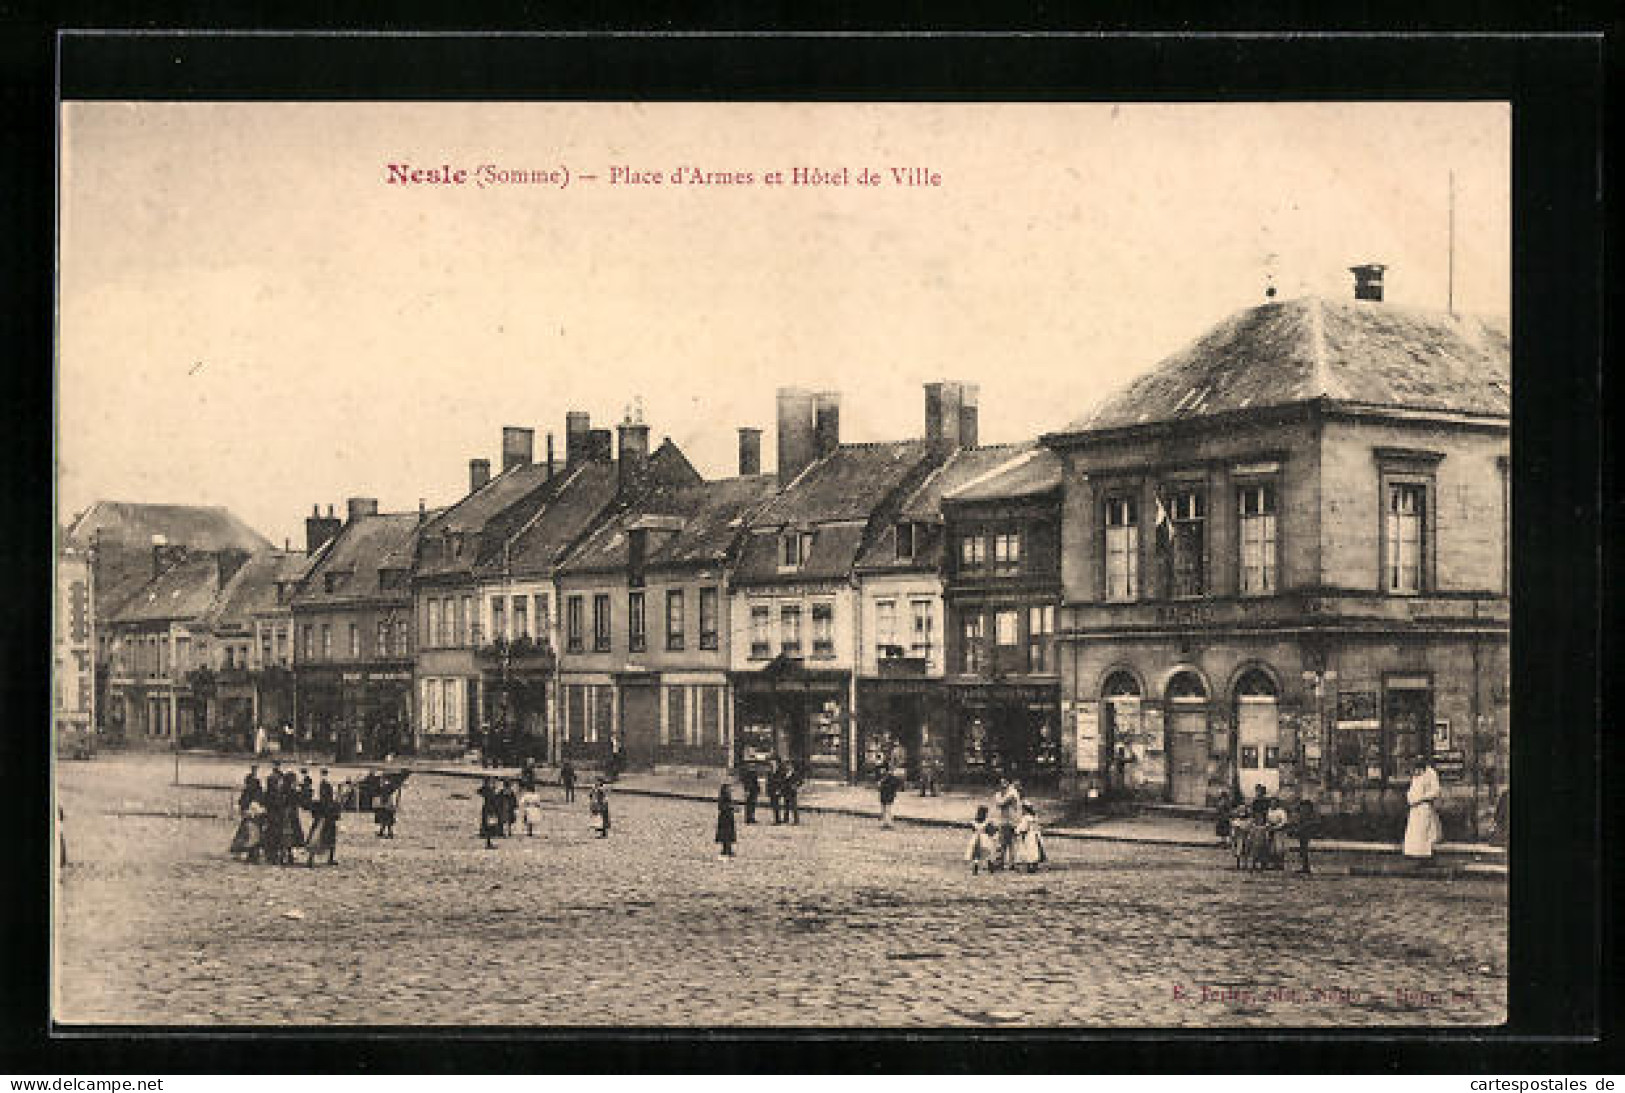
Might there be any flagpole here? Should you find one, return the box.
[1447,169,1456,317]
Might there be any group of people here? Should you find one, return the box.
[476,760,601,848]
[965,777,1047,875]
[734,760,803,828]
[228,762,340,867]
[1218,785,1315,873]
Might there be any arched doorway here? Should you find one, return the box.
[1100,670,1143,795]
[1165,669,1210,806]
[1233,667,1282,797]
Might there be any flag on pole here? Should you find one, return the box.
[1153,489,1175,595]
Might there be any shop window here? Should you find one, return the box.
[667,685,688,746]
[593,594,612,652]
[1027,604,1054,672]
[1238,484,1278,594]
[780,604,803,657]
[666,589,685,651]
[961,615,985,674]
[811,601,835,658]
[566,684,586,742]
[749,604,772,659]
[1162,488,1207,598]
[566,596,584,653]
[995,609,1020,647]
[1385,482,1427,594]
[1104,496,1140,601]
[592,686,614,743]
[628,591,646,653]
[909,600,935,660]
[700,686,721,745]
[699,587,719,650]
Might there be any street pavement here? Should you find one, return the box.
[54,753,1507,1027]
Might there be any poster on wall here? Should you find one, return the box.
[1075,700,1099,772]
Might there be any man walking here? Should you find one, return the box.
[782,760,801,825]
[878,767,901,829]
[993,778,1023,871]
[560,760,577,803]
[741,766,761,825]
[767,761,785,825]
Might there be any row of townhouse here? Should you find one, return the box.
[81,269,1510,830]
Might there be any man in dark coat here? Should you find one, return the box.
[741,767,760,825]
[782,761,801,825]
[560,760,577,803]
[767,762,785,824]
[878,768,902,829]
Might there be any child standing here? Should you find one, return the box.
[1014,802,1047,873]
[965,805,998,875]
[588,779,610,838]
[519,784,544,837]
[715,783,737,859]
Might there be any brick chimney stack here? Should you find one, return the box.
[776,387,817,488]
[737,427,762,476]
[617,404,651,496]
[926,381,978,452]
[346,497,379,523]
[1349,263,1387,302]
[305,504,342,555]
[813,392,841,459]
[565,411,591,470]
[502,426,535,472]
[470,458,491,494]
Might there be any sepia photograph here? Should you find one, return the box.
[53,99,1512,1029]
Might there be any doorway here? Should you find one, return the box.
[1166,669,1210,806]
[1234,668,1281,797]
[620,682,659,770]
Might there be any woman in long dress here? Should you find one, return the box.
[1403,757,1443,861]
[715,783,737,859]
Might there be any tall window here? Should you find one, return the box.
[995,609,1020,647]
[593,594,612,652]
[513,595,529,641]
[1027,604,1055,672]
[534,594,550,644]
[959,533,986,569]
[427,599,443,648]
[875,599,898,654]
[1105,496,1139,601]
[961,615,985,674]
[443,678,457,734]
[780,604,803,656]
[349,623,360,659]
[910,600,935,659]
[811,601,835,658]
[1166,488,1207,597]
[453,596,466,646]
[276,629,288,664]
[628,591,647,653]
[491,597,507,643]
[424,679,439,732]
[750,605,772,658]
[396,620,409,657]
[566,595,584,653]
[666,589,686,650]
[993,531,1022,572]
[699,587,719,650]
[667,686,688,746]
[262,631,273,665]
[377,620,390,658]
[461,596,474,646]
[1386,482,1426,594]
[301,624,313,661]
[1238,484,1278,594]
[320,624,332,660]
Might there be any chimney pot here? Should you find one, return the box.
[565,411,591,469]
[617,413,652,495]
[501,426,535,472]
[469,458,492,494]
[587,428,613,464]
[813,392,841,458]
[305,507,342,555]
[346,497,379,523]
[737,427,763,477]
[776,387,817,488]
[926,380,971,452]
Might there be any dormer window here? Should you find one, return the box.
[779,530,815,570]
[895,522,916,561]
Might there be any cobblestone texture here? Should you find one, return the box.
[55,754,1506,1027]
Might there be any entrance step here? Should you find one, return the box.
[1132,801,1213,819]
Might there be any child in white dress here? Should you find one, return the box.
[1014,802,1048,873]
[965,805,998,875]
[519,786,544,836]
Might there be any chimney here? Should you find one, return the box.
[1349,263,1386,302]
[305,504,342,555]
[776,387,817,488]
[501,426,534,472]
[418,498,427,524]
[546,432,556,479]
[813,392,841,458]
[469,458,491,493]
[737,427,762,476]
[587,428,614,464]
[346,497,379,523]
[617,410,651,495]
[565,411,591,469]
[958,384,980,449]
[925,381,968,452]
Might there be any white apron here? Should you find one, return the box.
[1403,766,1443,858]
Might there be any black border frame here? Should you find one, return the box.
[2,25,1610,1074]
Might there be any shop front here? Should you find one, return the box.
[946,681,1062,787]
[856,678,948,783]
[732,659,850,780]
[341,666,415,758]
[479,644,555,764]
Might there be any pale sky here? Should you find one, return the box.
[58,102,1509,548]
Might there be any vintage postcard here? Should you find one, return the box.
[54,100,1510,1027]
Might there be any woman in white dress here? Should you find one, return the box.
[1403,757,1443,860]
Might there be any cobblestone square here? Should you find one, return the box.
[55,754,1507,1027]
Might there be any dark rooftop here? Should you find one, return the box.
[750,439,936,528]
[942,447,1063,504]
[561,475,778,575]
[293,512,428,607]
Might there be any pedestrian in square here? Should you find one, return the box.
[767,761,785,824]
[965,805,998,875]
[782,761,802,825]
[741,766,760,824]
[499,779,519,837]
[715,783,737,859]
[1014,802,1047,873]
[306,776,338,867]
[1289,796,1317,875]
[1403,757,1442,864]
[520,783,544,836]
[878,768,901,829]
[588,779,611,838]
[560,760,577,803]
[993,778,1023,871]
[374,775,400,839]
[478,776,503,850]
[519,757,538,793]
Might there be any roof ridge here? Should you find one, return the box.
[942,448,1041,501]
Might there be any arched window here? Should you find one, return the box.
[1234,667,1279,698]
[1166,669,1208,702]
[1102,670,1141,697]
